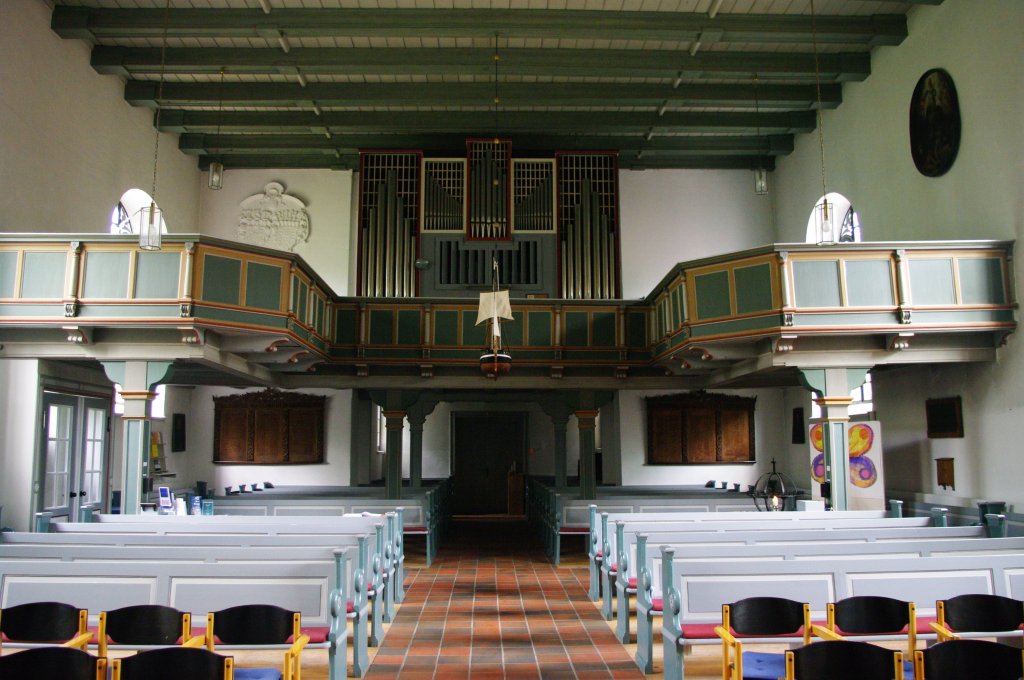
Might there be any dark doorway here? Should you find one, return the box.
[451,412,526,516]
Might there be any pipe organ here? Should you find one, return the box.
[358,142,619,299]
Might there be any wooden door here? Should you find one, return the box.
[452,413,526,515]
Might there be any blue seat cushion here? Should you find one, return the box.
[903,658,915,680]
[234,668,281,680]
[740,651,786,679]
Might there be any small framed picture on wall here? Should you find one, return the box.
[925,396,963,438]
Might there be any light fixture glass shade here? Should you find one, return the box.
[208,161,224,190]
[138,202,163,251]
[753,167,768,195]
[814,198,836,245]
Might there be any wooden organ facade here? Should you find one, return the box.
[357,142,620,300]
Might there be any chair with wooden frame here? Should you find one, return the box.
[930,593,1024,642]
[204,604,309,680]
[0,645,107,679]
[111,645,234,680]
[0,601,92,651]
[811,595,917,679]
[914,639,1024,680]
[715,596,811,680]
[784,640,904,680]
[97,604,193,658]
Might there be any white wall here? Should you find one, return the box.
[0,361,41,531]
[0,1,200,234]
[772,1,1024,506]
[618,169,774,299]
[616,388,785,487]
[182,386,353,492]
[197,169,354,296]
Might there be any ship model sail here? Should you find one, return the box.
[476,258,513,377]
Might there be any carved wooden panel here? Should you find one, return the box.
[214,390,326,465]
[646,393,755,465]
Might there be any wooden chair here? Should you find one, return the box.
[97,604,192,657]
[811,596,917,679]
[715,596,811,680]
[204,604,309,680]
[914,639,1024,680]
[931,593,1024,642]
[111,646,233,680]
[0,601,91,651]
[784,640,904,680]
[0,646,106,679]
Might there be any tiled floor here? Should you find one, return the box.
[364,519,647,680]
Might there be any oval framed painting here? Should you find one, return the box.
[909,68,961,177]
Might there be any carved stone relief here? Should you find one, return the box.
[237,182,310,251]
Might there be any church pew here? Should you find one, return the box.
[0,548,354,680]
[657,550,1024,680]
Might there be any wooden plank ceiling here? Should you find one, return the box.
[50,0,938,170]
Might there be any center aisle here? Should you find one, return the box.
[365,519,647,680]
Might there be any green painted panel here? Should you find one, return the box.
[397,310,421,345]
[134,252,180,299]
[793,261,841,308]
[502,317,523,348]
[628,311,646,348]
[77,304,179,318]
[297,282,308,321]
[845,260,894,307]
[433,310,459,345]
[83,252,129,298]
[245,262,283,311]
[201,254,241,305]
[670,288,680,327]
[694,270,731,319]
[0,252,16,298]
[333,309,358,344]
[791,312,900,327]
[909,259,955,305]
[734,263,773,314]
[370,309,394,345]
[189,305,288,327]
[565,311,589,347]
[291,276,299,312]
[959,258,1005,305]
[592,312,616,347]
[462,310,486,347]
[21,252,66,299]
[689,313,781,337]
[0,304,65,316]
[527,311,552,347]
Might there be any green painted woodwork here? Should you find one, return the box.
[688,313,780,337]
[83,252,129,298]
[201,254,241,305]
[134,251,180,299]
[562,350,621,361]
[527,311,552,347]
[370,309,394,344]
[461,311,486,347]
[734,263,773,314]
[790,311,904,326]
[0,252,16,298]
[502,317,523,348]
[397,309,421,345]
[0,304,66,316]
[334,309,357,343]
[433,310,459,346]
[565,311,590,346]
[189,304,289,327]
[628,311,646,348]
[76,304,181,318]
[592,312,616,347]
[291,276,299,312]
[909,259,955,305]
[958,258,1005,305]
[793,260,841,308]
[694,270,731,320]
[297,281,308,322]
[245,261,283,311]
[845,260,894,307]
[21,252,66,299]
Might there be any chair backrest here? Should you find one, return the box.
[831,596,912,634]
[103,604,189,645]
[0,601,85,642]
[0,646,105,679]
[939,593,1024,633]
[112,646,233,680]
[726,596,809,636]
[787,640,901,680]
[209,604,297,644]
[917,639,1024,680]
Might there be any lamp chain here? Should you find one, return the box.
[493,33,500,144]
[753,73,762,168]
[810,0,828,206]
[215,66,225,155]
[151,0,171,204]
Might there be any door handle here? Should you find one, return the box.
[79,490,86,498]
[69,491,78,498]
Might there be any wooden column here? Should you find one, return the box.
[406,411,425,489]
[576,410,600,500]
[383,410,407,500]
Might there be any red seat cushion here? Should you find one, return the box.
[628,577,637,589]
[651,598,663,613]
[298,627,329,644]
[346,600,355,614]
[560,527,589,534]
[682,624,806,640]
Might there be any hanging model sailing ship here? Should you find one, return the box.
[476,258,514,377]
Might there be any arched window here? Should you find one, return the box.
[109,189,167,236]
[805,192,861,244]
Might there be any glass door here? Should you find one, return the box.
[39,392,110,522]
